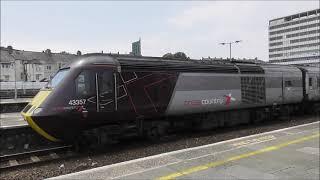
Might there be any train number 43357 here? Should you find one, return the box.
[69,99,86,106]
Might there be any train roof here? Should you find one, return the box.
[296,65,320,73]
[66,53,314,75]
[65,54,269,74]
[116,55,242,74]
[260,64,302,73]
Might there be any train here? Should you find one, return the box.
[21,54,320,144]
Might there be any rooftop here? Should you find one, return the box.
[269,8,319,23]
[0,46,77,64]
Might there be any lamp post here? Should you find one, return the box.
[14,60,17,99]
[219,40,242,60]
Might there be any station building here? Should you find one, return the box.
[269,9,320,67]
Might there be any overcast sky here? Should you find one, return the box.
[1,1,318,61]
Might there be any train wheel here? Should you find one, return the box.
[147,127,160,142]
[251,110,265,124]
[146,123,168,142]
[73,135,86,152]
[73,133,96,152]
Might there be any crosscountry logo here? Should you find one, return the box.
[184,93,236,107]
[224,93,236,105]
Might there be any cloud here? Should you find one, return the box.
[168,1,317,29]
[167,1,254,29]
[1,1,318,61]
[165,1,318,61]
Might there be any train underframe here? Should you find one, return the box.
[73,100,320,150]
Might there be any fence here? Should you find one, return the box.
[0,82,47,90]
[0,82,47,99]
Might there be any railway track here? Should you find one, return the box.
[1,127,45,154]
[0,145,75,170]
[1,126,76,170]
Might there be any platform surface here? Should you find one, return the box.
[0,112,27,129]
[49,121,320,180]
[0,98,32,104]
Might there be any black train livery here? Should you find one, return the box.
[21,54,320,143]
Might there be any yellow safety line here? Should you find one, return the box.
[157,133,320,180]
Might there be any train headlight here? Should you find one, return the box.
[33,107,43,115]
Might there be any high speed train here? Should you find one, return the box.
[21,54,320,144]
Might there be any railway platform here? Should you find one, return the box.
[50,121,319,180]
[0,98,32,104]
[0,98,31,113]
[0,112,27,129]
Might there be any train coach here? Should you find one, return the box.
[21,54,320,144]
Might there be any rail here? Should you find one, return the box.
[0,145,74,170]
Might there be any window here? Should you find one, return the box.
[36,74,41,80]
[47,68,69,88]
[290,36,320,44]
[269,53,283,58]
[269,36,283,41]
[269,23,320,35]
[99,71,113,95]
[286,29,320,38]
[47,66,51,70]
[75,70,95,96]
[4,75,9,81]
[309,78,313,86]
[269,42,283,47]
[285,81,292,87]
[269,16,319,30]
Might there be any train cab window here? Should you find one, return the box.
[309,78,313,86]
[47,68,69,88]
[75,70,95,96]
[99,71,113,95]
[285,80,292,87]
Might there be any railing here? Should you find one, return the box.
[0,82,47,99]
[0,82,47,90]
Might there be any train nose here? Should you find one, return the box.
[21,90,60,142]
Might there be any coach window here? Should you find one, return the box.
[75,70,95,96]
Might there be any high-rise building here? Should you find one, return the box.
[131,39,142,56]
[268,9,320,66]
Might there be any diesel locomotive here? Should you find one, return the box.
[21,54,320,143]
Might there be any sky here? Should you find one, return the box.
[1,1,319,61]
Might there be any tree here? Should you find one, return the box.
[162,53,174,59]
[77,50,82,56]
[45,49,52,56]
[173,52,188,60]
[7,45,13,54]
[163,52,189,60]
